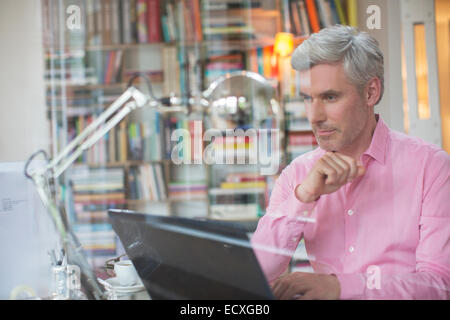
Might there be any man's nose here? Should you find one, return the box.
[308,100,327,124]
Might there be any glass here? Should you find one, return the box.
[2,0,449,301]
[50,265,68,300]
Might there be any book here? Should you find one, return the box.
[111,0,121,44]
[288,132,318,145]
[155,164,167,199]
[333,0,347,25]
[220,181,267,189]
[210,203,259,220]
[290,0,303,36]
[305,0,321,33]
[346,0,358,27]
[101,0,113,45]
[119,120,128,162]
[188,0,203,42]
[73,192,125,202]
[136,0,148,43]
[298,1,311,36]
[203,1,262,10]
[165,1,178,41]
[316,0,332,27]
[121,0,133,43]
[147,0,162,42]
[130,0,138,42]
[225,172,266,183]
[327,0,341,24]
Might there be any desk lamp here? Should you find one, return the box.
[24,71,280,299]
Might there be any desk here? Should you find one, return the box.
[105,288,150,300]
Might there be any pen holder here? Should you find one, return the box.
[50,264,86,300]
[51,265,68,300]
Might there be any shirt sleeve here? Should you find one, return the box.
[337,149,450,299]
[251,161,318,283]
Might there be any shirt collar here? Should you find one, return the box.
[362,114,389,165]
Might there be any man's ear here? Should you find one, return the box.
[365,77,381,107]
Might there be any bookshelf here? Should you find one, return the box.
[42,0,357,270]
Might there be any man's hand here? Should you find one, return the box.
[295,152,365,203]
[271,272,341,300]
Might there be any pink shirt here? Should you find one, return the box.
[252,116,450,299]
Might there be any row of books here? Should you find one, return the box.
[45,49,124,87]
[168,180,208,200]
[211,134,254,159]
[42,0,167,48]
[203,0,264,11]
[86,50,124,85]
[286,131,318,160]
[284,0,357,37]
[47,87,126,109]
[128,164,167,201]
[162,116,205,162]
[204,51,246,86]
[203,46,277,87]
[74,223,117,255]
[210,171,267,219]
[201,4,256,42]
[67,115,163,164]
[211,172,267,197]
[68,167,126,260]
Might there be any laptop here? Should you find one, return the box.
[107,209,274,300]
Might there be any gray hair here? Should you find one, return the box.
[291,25,384,104]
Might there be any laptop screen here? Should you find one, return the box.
[108,210,274,300]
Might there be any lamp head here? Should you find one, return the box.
[201,71,280,130]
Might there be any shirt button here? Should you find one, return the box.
[302,210,309,216]
[349,246,355,253]
[347,209,354,216]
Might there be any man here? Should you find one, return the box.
[251,25,450,300]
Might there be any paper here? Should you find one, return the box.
[0,162,60,299]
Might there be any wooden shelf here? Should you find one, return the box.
[125,198,208,205]
[44,42,174,53]
[42,35,305,53]
[45,76,163,90]
[45,82,128,90]
[73,159,171,168]
[178,36,307,50]
[126,199,168,205]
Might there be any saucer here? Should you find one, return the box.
[104,277,145,293]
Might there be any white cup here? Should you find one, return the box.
[113,260,139,286]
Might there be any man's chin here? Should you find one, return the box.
[317,140,341,152]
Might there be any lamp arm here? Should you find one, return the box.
[48,86,147,173]
[53,100,138,178]
[25,86,150,300]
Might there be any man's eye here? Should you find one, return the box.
[325,95,337,101]
[303,96,312,101]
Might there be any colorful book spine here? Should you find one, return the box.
[136,0,148,43]
[220,181,267,189]
[333,0,347,25]
[305,0,321,33]
[298,0,311,36]
[190,0,203,41]
[346,0,358,27]
[147,0,162,42]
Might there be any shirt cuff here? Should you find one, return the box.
[284,189,318,222]
[335,273,366,300]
